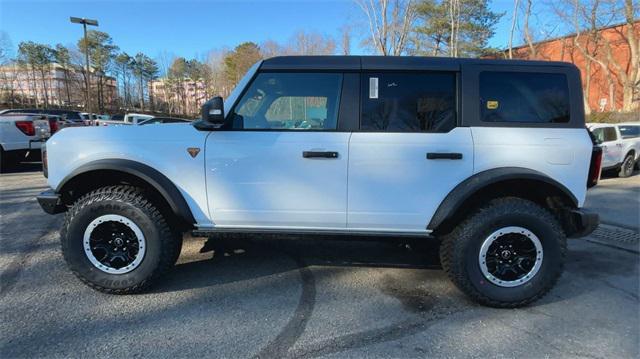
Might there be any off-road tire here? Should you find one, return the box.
[60,185,181,294]
[440,197,566,308]
[618,154,635,178]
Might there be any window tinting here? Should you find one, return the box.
[480,72,570,123]
[619,125,640,139]
[361,72,456,132]
[230,73,342,130]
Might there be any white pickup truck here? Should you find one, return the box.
[0,114,51,172]
[587,122,640,177]
[95,113,154,126]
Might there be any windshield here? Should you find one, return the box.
[224,61,262,116]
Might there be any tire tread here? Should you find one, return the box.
[60,185,180,294]
[440,197,567,308]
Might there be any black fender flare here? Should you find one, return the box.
[56,159,195,225]
[427,167,578,231]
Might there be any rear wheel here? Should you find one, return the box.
[440,197,566,308]
[61,185,181,293]
[618,154,635,178]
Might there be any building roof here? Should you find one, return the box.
[260,55,575,71]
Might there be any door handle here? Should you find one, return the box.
[427,152,463,160]
[303,151,339,159]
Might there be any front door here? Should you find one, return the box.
[347,71,474,232]
[205,72,349,229]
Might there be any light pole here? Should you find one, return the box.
[70,17,98,112]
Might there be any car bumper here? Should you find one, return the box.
[568,209,599,238]
[36,189,66,214]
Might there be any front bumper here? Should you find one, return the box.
[567,208,599,238]
[36,189,66,214]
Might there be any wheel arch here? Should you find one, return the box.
[428,167,578,234]
[56,159,195,229]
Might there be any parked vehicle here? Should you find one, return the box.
[37,56,601,307]
[124,113,154,125]
[587,122,640,177]
[44,115,63,134]
[95,115,128,126]
[1,113,50,171]
[0,109,85,124]
[138,117,192,125]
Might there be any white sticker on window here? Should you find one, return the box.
[369,77,378,99]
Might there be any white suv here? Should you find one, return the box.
[37,56,601,307]
[587,122,640,177]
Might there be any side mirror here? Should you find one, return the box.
[202,96,225,124]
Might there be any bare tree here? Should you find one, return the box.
[522,0,537,58]
[556,0,639,112]
[508,0,520,59]
[287,30,337,55]
[354,0,417,55]
[340,24,352,55]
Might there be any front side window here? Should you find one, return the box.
[230,73,343,130]
[480,71,570,124]
[361,72,456,132]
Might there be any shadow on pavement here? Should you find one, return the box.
[159,234,442,294]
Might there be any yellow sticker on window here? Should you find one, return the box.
[487,100,499,110]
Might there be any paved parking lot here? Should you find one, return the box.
[1,165,638,358]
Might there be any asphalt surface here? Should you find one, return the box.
[1,164,638,358]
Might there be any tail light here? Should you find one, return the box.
[15,121,35,136]
[42,145,48,178]
[587,146,603,188]
[48,119,59,133]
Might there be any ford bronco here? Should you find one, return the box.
[37,56,601,307]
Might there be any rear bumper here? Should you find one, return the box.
[567,208,599,238]
[36,189,66,214]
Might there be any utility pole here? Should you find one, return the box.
[70,17,98,112]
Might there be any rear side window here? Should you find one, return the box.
[480,72,570,124]
[361,72,456,132]
[619,125,640,139]
[591,127,618,143]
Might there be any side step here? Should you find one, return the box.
[192,227,435,239]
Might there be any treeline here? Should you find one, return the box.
[0,0,636,115]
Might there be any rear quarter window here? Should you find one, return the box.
[619,125,640,139]
[480,71,570,124]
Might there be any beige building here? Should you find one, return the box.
[149,78,209,115]
[0,63,117,109]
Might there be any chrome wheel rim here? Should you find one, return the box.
[83,214,146,274]
[479,226,543,287]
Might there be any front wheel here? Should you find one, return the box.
[440,197,566,308]
[61,185,181,294]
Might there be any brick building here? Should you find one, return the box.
[507,21,639,114]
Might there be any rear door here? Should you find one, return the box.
[347,71,473,232]
[205,72,351,229]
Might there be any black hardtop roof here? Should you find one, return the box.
[261,55,575,71]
